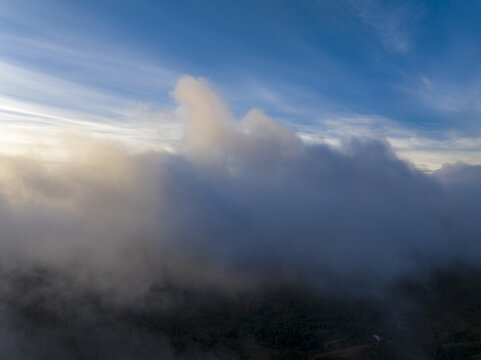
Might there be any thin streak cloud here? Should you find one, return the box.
[346,0,423,53]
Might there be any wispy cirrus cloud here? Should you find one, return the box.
[0,59,182,158]
[412,76,481,114]
[346,0,423,53]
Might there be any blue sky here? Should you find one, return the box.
[1,0,481,169]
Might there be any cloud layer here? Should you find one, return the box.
[1,76,481,300]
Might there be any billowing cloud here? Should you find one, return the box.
[1,75,481,359]
[0,76,480,300]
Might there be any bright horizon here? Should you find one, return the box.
[2,1,481,170]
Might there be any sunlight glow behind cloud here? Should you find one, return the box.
[2,64,481,170]
[2,0,481,170]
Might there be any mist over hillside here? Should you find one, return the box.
[1,77,481,359]
[2,264,481,359]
